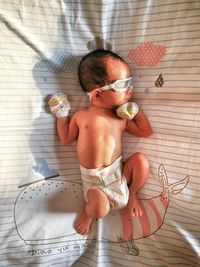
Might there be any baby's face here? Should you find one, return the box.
[101,58,134,107]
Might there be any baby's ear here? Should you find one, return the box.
[93,89,103,102]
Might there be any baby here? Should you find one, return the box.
[49,49,153,235]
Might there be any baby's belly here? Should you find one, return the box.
[77,141,122,169]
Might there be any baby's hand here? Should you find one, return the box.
[116,102,139,120]
[48,92,71,118]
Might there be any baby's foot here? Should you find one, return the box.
[75,208,93,235]
[128,193,143,217]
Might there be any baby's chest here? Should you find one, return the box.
[82,117,125,134]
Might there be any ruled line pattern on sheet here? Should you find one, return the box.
[0,1,199,266]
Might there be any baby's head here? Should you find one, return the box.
[78,49,131,93]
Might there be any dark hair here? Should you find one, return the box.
[78,49,126,93]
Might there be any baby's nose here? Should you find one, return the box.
[126,87,133,94]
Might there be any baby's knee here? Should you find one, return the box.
[133,152,149,164]
[133,152,149,169]
[86,201,110,218]
[86,189,110,218]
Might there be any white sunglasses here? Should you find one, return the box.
[99,77,134,92]
[86,77,134,100]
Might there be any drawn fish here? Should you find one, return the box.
[103,165,189,255]
[14,165,189,255]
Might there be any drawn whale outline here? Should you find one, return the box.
[14,164,189,256]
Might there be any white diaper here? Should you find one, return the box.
[80,156,129,210]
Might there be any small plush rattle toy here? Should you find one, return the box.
[116,102,139,120]
[48,91,71,118]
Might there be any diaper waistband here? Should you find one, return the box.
[80,156,123,176]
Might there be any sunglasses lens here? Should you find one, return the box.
[115,81,127,89]
[127,79,133,88]
[114,78,133,91]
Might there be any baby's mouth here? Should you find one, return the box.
[125,96,132,102]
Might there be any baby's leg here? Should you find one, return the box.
[123,152,149,217]
[75,188,110,235]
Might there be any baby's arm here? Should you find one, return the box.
[126,108,153,137]
[56,115,78,144]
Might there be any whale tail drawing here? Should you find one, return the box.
[159,164,189,195]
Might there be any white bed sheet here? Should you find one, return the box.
[0,1,200,266]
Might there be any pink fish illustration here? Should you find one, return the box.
[103,165,189,255]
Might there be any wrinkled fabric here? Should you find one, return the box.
[0,1,199,266]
